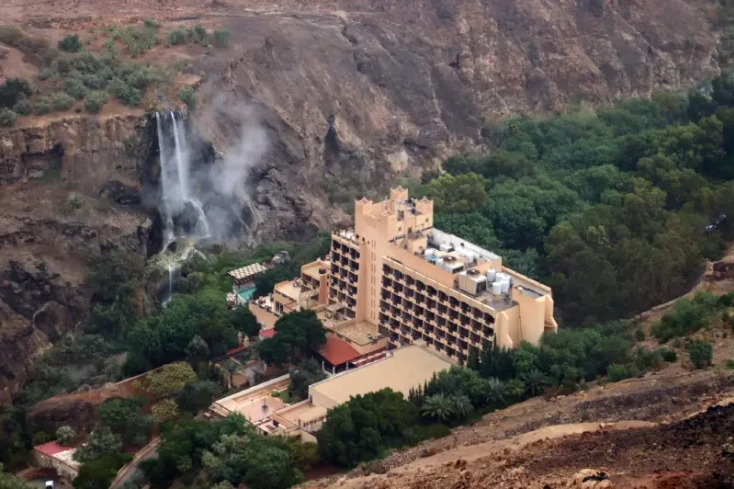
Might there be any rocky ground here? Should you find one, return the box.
[304,369,734,489]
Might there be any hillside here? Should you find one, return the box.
[0,0,728,396]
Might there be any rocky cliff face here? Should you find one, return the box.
[0,0,724,401]
[0,113,155,404]
[190,0,721,241]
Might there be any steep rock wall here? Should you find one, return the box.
[192,0,720,241]
[0,113,155,404]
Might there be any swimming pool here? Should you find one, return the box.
[237,286,256,303]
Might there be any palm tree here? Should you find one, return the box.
[521,368,548,396]
[420,393,453,421]
[449,394,474,419]
[505,378,527,399]
[485,377,506,405]
[223,359,239,388]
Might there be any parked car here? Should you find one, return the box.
[44,481,54,489]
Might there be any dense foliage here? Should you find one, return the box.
[651,290,734,342]
[411,77,734,325]
[256,311,327,367]
[97,397,154,445]
[317,389,419,467]
[141,414,314,489]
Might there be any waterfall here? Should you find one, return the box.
[156,111,211,245]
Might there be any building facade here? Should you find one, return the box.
[249,187,558,365]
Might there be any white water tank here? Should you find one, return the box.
[486,268,497,282]
[424,248,435,258]
[500,280,510,294]
[491,282,502,295]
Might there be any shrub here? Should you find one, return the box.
[0,77,32,108]
[0,108,17,127]
[726,359,734,370]
[179,86,195,108]
[65,77,88,99]
[661,349,678,363]
[38,67,58,81]
[607,363,639,382]
[143,19,160,30]
[114,24,159,58]
[52,92,75,111]
[191,24,208,44]
[58,34,82,53]
[0,25,58,65]
[687,340,713,369]
[107,78,141,106]
[12,97,31,115]
[635,329,645,342]
[34,97,53,115]
[213,29,231,47]
[166,26,189,46]
[84,90,108,113]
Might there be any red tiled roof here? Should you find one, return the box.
[34,441,70,457]
[259,328,277,339]
[319,335,361,366]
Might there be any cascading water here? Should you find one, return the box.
[155,111,212,304]
[151,98,267,306]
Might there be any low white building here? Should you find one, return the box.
[33,441,79,480]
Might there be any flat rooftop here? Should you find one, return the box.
[275,280,301,302]
[212,375,290,419]
[302,260,330,282]
[329,320,381,346]
[277,401,328,425]
[309,345,452,406]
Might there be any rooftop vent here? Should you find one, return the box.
[444,256,457,262]
[467,269,479,275]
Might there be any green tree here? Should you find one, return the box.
[146,362,198,398]
[256,310,327,366]
[185,335,210,365]
[55,425,76,446]
[97,397,154,445]
[688,340,713,369]
[230,307,261,339]
[317,389,418,467]
[223,360,239,388]
[505,378,526,399]
[151,399,180,423]
[202,433,303,489]
[485,378,506,405]
[420,393,453,421]
[0,464,38,489]
[520,368,547,396]
[288,359,325,401]
[73,454,131,489]
[172,381,223,414]
[426,172,487,213]
[73,427,123,463]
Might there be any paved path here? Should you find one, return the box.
[110,438,160,489]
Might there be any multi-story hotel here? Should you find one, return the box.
[247,186,558,366]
